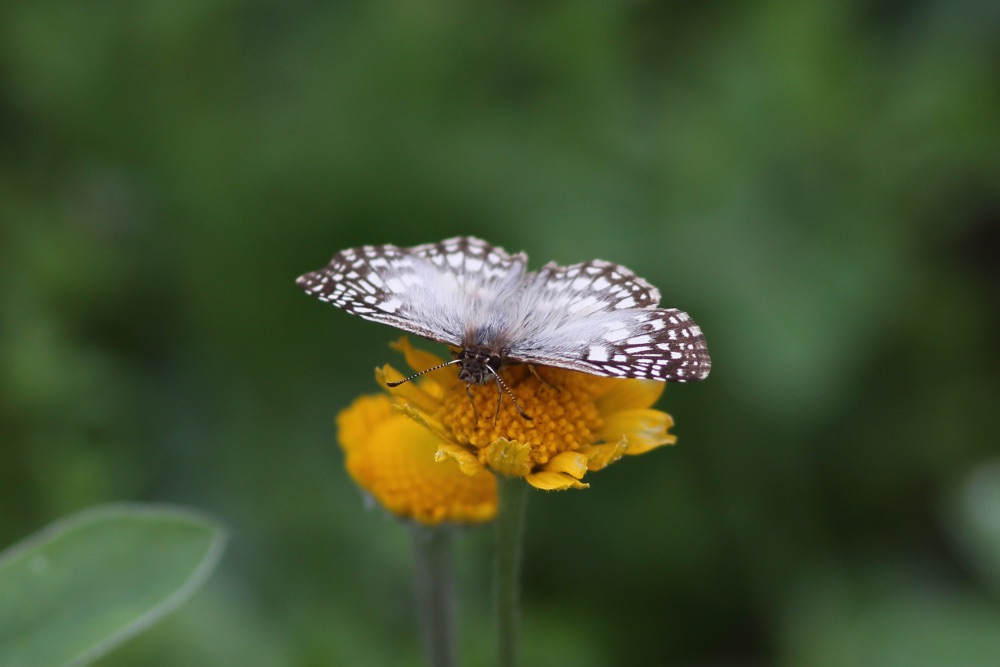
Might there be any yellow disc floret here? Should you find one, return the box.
[437,366,605,469]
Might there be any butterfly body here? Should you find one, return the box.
[451,344,504,385]
[297,236,711,383]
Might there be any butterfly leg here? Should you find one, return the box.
[528,365,561,393]
[464,385,482,425]
[490,378,504,425]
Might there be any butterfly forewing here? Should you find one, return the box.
[295,237,527,347]
[527,259,662,316]
[295,243,456,344]
[410,237,528,287]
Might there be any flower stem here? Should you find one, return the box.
[494,477,529,667]
[411,525,458,667]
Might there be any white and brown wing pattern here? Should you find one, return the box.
[504,259,710,381]
[508,308,710,381]
[296,241,455,343]
[295,237,527,346]
[297,236,711,383]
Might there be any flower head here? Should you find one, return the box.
[378,338,677,491]
[337,392,498,525]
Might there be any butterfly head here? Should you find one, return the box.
[384,344,529,421]
[454,346,504,385]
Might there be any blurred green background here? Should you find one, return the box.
[2,1,999,665]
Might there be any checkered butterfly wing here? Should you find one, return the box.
[505,260,711,382]
[298,236,711,383]
[295,236,527,346]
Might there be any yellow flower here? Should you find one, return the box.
[378,338,677,491]
[337,393,498,525]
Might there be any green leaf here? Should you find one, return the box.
[0,504,227,667]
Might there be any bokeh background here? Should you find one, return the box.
[2,1,999,665]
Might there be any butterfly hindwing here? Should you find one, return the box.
[507,308,711,381]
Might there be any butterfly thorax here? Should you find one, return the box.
[454,346,505,385]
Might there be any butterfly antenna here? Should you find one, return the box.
[385,359,463,388]
[487,366,532,422]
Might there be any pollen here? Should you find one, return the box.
[437,366,605,469]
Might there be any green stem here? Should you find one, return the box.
[411,525,458,667]
[494,477,529,667]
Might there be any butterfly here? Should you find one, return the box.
[297,236,710,416]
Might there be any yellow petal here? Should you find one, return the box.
[391,337,444,372]
[377,364,442,414]
[525,471,589,491]
[580,436,628,471]
[483,437,533,478]
[336,394,394,454]
[435,443,486,476]
[596,378,664,414]
[541,451,590,479]
[392,403,453,444]
[336,395,497,525]
[599,409,676,456]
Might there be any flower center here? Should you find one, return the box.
[437,366,605,469]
